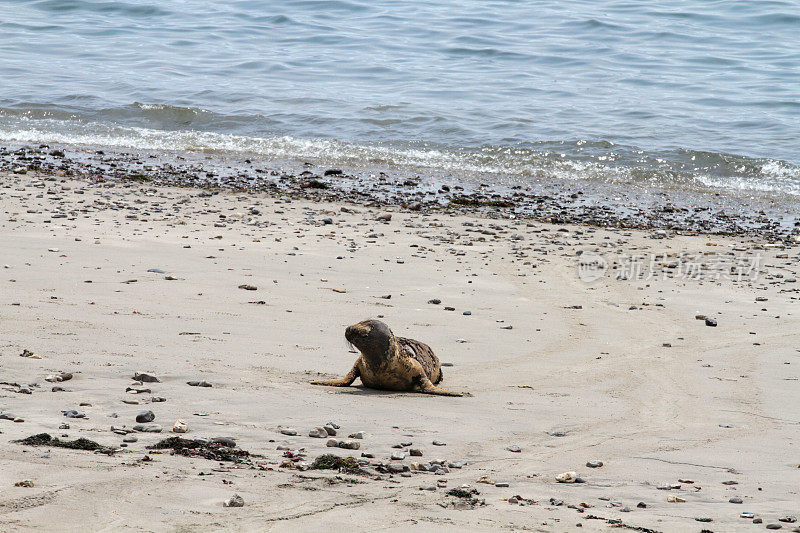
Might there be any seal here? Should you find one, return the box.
[311,319,462,396]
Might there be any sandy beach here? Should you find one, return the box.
[1,169,798,532]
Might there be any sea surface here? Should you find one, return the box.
[1,0,799,196]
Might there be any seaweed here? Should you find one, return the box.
[124,173,153,182]
[310,453,366,475]
[450,197,514,208]
[14,433,107,451]
[147,436,253,462]
[446,487,479,498]
[302,179,329,189]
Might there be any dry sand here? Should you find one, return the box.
[0,171,798,532]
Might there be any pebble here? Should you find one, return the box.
[586,460,603,468]
[133,424,163,432]
[172,419,188,433]
[391,451,406,460]
[224,494,244,508]
[123,436,137,443]
[495,482,509,487]
[338,440,360,450]
[766,525,782,530]
[349,431,366,439]
[136,410,155,423]
[133,372,160,383]
[432,440,446,446]
[556,471,578,483]
[187,380,212,387]
[326,438,339,447]
[506,445,521,453]
[280,428,298,436]
[309,427,328,438]
[323,425,337,436]
[729,496,743,504]
[705,317,718,327]
[409,448,423,456]
[63,410,86,418]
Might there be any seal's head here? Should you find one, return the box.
[345,319,393,361]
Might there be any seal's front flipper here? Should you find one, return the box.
[421,380,463,397]
[311,363,359,387]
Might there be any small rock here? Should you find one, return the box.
[136,410,155,423]
[432,440,446,446]
[391,451,406,460]
[123,435,137,443]
[729,497,743,504]
[495,482,509,488]
[133,424,163,432]
[506,445,521,453]
[238,284,257,291]
[309,427,328,438]
[705,317,718,327]
[280,428,298,436]
[173,419,188,433]
[349,431,366,439]
[224,494,244,508]
[187,380,212,387]
[14,480,34,488]
[133,372,160,383]
[556,471,578,483]
[338,440,360,450]
[326,438,339,447]
[410,449,423,456]
[586,460,603,468]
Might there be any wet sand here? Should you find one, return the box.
[0,168,799,532]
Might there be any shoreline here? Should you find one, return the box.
[2,142,799,242]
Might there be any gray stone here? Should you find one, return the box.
[136,410,155,423]
[224,494,244,508]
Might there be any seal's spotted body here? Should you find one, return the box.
[311,319,461,396]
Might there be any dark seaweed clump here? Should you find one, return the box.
[450,197,514,208]
[302,179,329,189]
[446,487,479,498]
[147,436,252,462]
[310,453,366,475]
[15,433,107,451]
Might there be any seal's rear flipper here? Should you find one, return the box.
[421,380,463,397]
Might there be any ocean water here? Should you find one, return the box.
[1,0,799,195]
